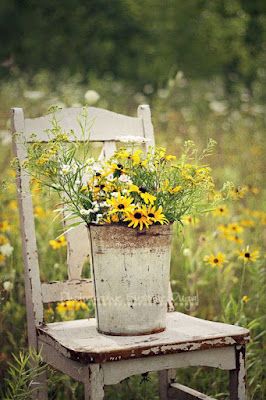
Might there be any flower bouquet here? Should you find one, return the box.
[23,117,229,335]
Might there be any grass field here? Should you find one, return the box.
[0,73,265,399]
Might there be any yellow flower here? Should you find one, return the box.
[168,185,182,194]
[182,215,199,225]
[147,206,168,225]
[107,194,134,214]
[56,300,88,314]
[128,185,156,205]
[0,221,11,232]
[0,254,6,265]
[49,236,67,250]
[140,192,157,205]
[237,247,260,263]
[0,235,8,245]
[124,207,151,230]
[226,234,243,244]
[204,252,227,267]
[165,154,176,161]
[8,200,18,210]
[227,223,244,234]
[239,219,255,228]
[242,295,250,304]
[34,206,47,218]
[212,205,229,217]
[229,186,248,200]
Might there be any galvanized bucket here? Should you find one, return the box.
[88,224,173,335]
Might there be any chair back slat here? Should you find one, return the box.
[41,279,94,303]
[23,107,145,143]
[12,104,174,326]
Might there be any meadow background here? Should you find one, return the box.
[0,1,265,399]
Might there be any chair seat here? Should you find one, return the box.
[37,312,249,364]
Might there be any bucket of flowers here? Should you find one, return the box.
[23,119,229,335]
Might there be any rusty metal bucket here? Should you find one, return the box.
[88,224,173,336]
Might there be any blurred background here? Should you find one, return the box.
[0,1,265,399]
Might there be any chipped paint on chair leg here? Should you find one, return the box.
[229,346,247,400]
[84,365,104,400]
[159,369,176,400]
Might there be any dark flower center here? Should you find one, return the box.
[95,172,101,177]
[99,184,105,189]
[148,213,155,218]
[118,204,125,210]
[139,186,147,193]
[117,164,123,169]
[213,258,219,263]
[134,212,142,219]
[219,208,224,212]
[244,252,250,258]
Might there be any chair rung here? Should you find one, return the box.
[41,279,94,303]
[169,383,216,400]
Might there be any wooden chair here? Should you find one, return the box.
[12,105,249,400]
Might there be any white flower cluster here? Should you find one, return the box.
[0,243,14,257]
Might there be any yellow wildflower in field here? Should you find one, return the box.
[226,234,243,244]
[227,223,244,234]
[34,206,47,218]
[239,219,255,228]
[237,247,260,263]
[0,235,8,245]
[182,215,199,225]
[8,200,18,210]
[212,204,229,217]
[204,252,227,267]
[128,185,156,205]
[242,295,250,304]
[56,300,88,314]
[0,221,11,232]
[49,235,67,250]
[229,186,248,200]
[0,254,6,265]
[168,185,182,194]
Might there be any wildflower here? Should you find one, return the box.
[0,254,5,264]
[34,206,46,218]
[240,219,255,228]
[61,164,71,175]
[242,295,250,304]
[107,194,134,214]
[168,185,182,194]
[49,236,67,250]
[56,300,88,314]
[182,215,199,225]
[140,191,157,205]
[118,174,132,184]
[212,205,229,217]
[227,223,244,234]
[124,207,151,230]
[3,281,13,291]
[183,248,192,257]
[204,252,227,267]
[226,235,243,244]
[110,163,125,178]
[146,205,168,225]
[229,186,248,200]
[0,243,14,257]
[237,247,260,263]
[80,209,93,216]
[0,235,8,245]
[0,220,11,232]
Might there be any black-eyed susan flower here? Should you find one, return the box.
[49,235,67,250]
[212,204,229,217]
[182,215,200,225]
[124,207,151,230]
[147,205,168,225]
[107,194,134,214]
[237,247,260,263]
[204,252,227,267]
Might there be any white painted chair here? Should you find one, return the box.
[12,105,249,400]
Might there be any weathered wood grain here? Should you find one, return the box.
[41,279,94,303]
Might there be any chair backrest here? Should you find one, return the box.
[11,105,174,330]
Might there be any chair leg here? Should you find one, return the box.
[158,369,176,400]
[31,369,48,400]
[84,365,104,400]
[229,345,247,400]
